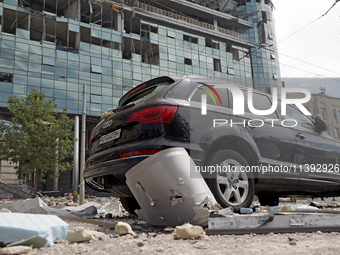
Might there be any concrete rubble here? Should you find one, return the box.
[2,147,340,253]
[0,208,11,213]
[65,227,95,243]
[0,196,339,254]
[173,223,205,239]
[114,222,136,236]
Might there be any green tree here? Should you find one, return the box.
[0,89,74,197]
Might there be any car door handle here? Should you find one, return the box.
[296,133,305,140]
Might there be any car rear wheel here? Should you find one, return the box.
[120,197,141,215]
[258,193,279,206]
[206,149,255,212]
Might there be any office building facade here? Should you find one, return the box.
[236,0,281,92]
[0,0,280,116]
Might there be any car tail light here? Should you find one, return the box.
[127,105,178,124]
[90,131,98,145]
[119,149,162,158]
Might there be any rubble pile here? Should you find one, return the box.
[1,196,340,254]
[1,149,340,253]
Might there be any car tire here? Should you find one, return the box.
[205,149,255,212]
[258,193,279,206]
[120,197,141,215]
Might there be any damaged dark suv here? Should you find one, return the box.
[85,76,340,213]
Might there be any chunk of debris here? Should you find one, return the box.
[173,223,205,239]
[114,222,135,236]
[0,246,32,255]
[65,227,95,243]
[7,236,47,249]
[280,205,294,211]
[0,213,68,247]
[126,148,221,227]
[0,208,11,213]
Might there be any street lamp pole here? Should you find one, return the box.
[79,84,86,205]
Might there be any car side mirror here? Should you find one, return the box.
[314,114,327,132]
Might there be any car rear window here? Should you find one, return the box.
[119,81,172,107]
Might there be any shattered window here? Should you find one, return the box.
[184,58,192,65]
[0,73,13,83]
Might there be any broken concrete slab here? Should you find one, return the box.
[126,148,221,227]
[0,197,113,218]
[208,211,340,235]
[115,222,135,236]
[0,197,47,214]
[65,227,95,243]
[173,223,205,239]
[0,213,68,247]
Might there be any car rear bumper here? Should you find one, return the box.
[84,155,149,197]
[84,136,203,196]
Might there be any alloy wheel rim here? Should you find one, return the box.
[216,159,249,206]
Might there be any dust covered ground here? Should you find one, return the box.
[29,197,340,255]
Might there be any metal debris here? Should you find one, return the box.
[126,148,221,227]
[207,210,340,235]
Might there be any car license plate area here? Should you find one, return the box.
[99,129,121,145]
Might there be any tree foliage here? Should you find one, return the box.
[0,89,74,196]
